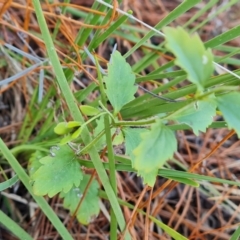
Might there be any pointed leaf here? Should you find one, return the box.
[104,51,137,114]
[71,126,83,140]
[133,121,177,186]
[217,92,240,137]
[54,122,81,135]
[67,121,82,128]
[169,97,216,135]
[164,27,214,91]
[80,105,101,116]
[31,145,83,197]
[60,174,100,225]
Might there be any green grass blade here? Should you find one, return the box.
[190,0,239,33]
[52,0,70,40]
[124,0,201,58]
[75,0,111,46]
[99,190,188,240]
[205,25,240,48]
[183,0,218,28]
[0,210,33,240]
[78,160,240,187]
[0,175,19,191]
[230,226,240,240]
[91,13,129,49]
[32,1,129,236]
[96,56,118,238]
[132,52,159,73]
[167,176,199,187]
[149,216,188,240]
[0,138,74,240]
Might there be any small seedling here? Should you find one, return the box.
[29,28,240,230]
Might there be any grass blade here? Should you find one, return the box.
[32,1,129,236]
[124,0,201,58]
[0,138,74,240]
[0,175,19,191]
[0,210,33,240]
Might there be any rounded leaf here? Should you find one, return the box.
[60,174,100,225]
[31,145,83,197]
[54,122,69,135]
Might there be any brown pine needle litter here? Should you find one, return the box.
[1,1,240,239]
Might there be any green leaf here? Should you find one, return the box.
[71,126,83,140]
[28,151,46,177]
[0,175,19,191]
[163,27,214,91]
[93,117,107,151]
[60,135,72,145]
[93,116,124,151]
[66,121,82,128]
[60,174,100,225]
[31,145,83,197]
[104,51,137,114]
[133,121,177,186]
[54,122,82,135]
[169,97,217,135]
[149,216,188,240]
[80,105,101,116]
[217,92,240,137]
[123,127,149,160]
[112,128,124,146]
[54,122,70,135]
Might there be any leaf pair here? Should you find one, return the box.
[29,146,100,224]
[164,27,240,137]
[123,27,240,187]
[54,121,83,144]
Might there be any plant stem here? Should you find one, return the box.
[95,54,118,239]
[32,2,129,238]
[0,210,33,240]
[0,139,74,240]
[79,130,105,154]
[115,118,156,126]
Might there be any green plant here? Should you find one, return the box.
[1,0,240,239]
[29,26,240,238]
